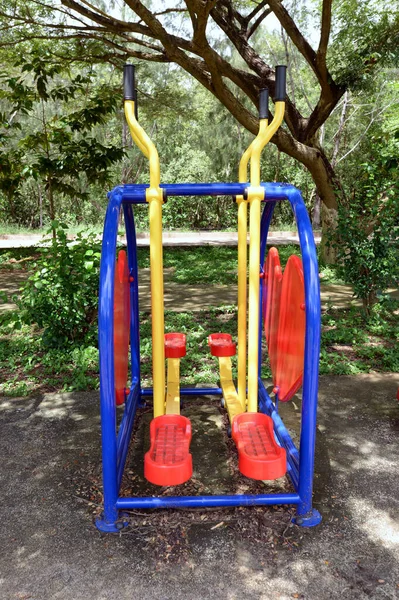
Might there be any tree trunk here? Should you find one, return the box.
[47,177,56,239]
[278,138,339,263]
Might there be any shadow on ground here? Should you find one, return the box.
[0,374,398,599]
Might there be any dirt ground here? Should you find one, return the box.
[1,374,398,600]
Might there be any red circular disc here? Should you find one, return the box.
[274,255,305,402]
[114,250,130,405]
[263,247,283,383]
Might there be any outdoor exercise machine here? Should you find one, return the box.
[95,64,322,532]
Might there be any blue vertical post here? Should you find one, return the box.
[123,204,141,387]
[286,187,322,527]
[96,187,124,532]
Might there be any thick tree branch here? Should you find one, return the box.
[62,0,150,37]
[245,0,271,25]
[316,0,333,78]
[267,0,319,75]
[246,7,273,40]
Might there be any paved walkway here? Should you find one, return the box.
[0,230,321,249]
[1,268,398,314]
[0,374,398,599]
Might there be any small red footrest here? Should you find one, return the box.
[208,333,236,357]
[232,413,286,480]
[144,415,192,486]
[165,333,187,358]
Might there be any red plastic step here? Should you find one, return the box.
[165,332,187,359]
[208,333,236,357]
[232,413,286,480]
[144,415,193,486]
[114,250,130,406]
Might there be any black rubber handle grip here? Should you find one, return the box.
[259,88,269,119]
[123,64,135,100]
[275,65,287,101]
[134,89,138,120]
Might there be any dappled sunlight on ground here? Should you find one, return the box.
[1,376,399,599]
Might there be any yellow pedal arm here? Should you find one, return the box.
[219,357,245,423]
[165,358,181,415]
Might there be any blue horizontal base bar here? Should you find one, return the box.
[116,493,301,510]
[141,387,223,397]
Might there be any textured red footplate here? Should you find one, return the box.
[232,413,286,480]
[144,415,193,486]
[208,333,237,357]
[165,332,187,358]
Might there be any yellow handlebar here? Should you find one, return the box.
[124,100,161,190]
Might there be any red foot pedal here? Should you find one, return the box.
[208,333,236,357]
[144,415,193,486]
[165,333,186,358]
[232,413,286,480]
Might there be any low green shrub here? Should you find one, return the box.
[18,222,101,346]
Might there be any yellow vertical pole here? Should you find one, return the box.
[236,126,268,409]
[124,100,165,418]
[236,195,247,409]
[247,121,268,412]
[247,103,285,413]
[147,189,165,417]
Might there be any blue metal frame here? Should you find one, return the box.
[95,182,321,532]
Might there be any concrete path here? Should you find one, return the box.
[0,230,321,249]
[0,374,398,599]
[1,268,398,314]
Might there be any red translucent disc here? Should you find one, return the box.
[275,255,305,402]
[263,247,283,382]
[114,250,130,405]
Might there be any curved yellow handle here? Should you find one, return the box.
[124,101,161,190]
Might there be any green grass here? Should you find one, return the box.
[1,241,396,396]
[2,240,343,285]
[1,298,398,397]
[136,245,343,285]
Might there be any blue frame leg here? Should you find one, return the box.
[292,508,322,528]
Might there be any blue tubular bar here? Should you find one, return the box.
[123,204,141,385]
[258,381,300,490]
[97,187,123,528]
[140,387,223,397]
[286,187,321,520]
[116,383,140,488]
[116,493,301,510]
[116,181,297,204]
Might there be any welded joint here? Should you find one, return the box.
[145,187,164,204]
[246,186,265,202]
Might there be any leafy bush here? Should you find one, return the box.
[18,222,101,345]
[333,135,399,313]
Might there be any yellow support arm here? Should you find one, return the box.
[219,357,245,423]
[165,358,181,415]
[123,65,165,418]
[247,97,286,413]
